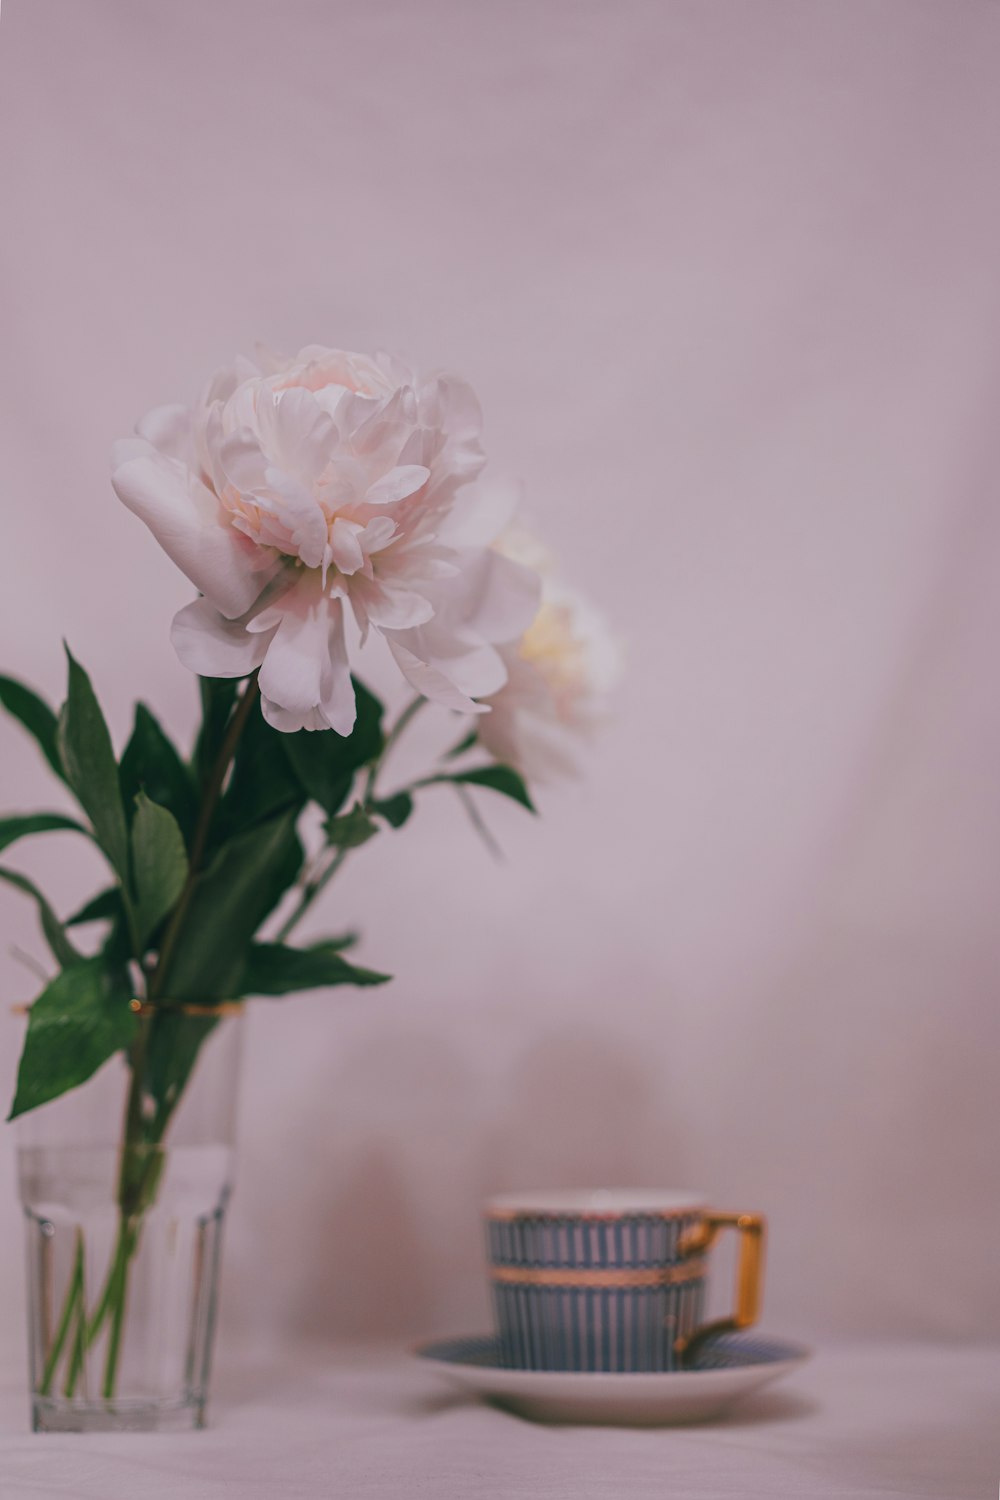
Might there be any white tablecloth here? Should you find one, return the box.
[0,1343,995,1499]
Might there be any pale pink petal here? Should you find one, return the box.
[429,639,508,697]
[112,443,269,618]
[364,465,430,506]
[261,700,330,733]
[317,604,356,735]
[386,638,490,715]
[434,477,523,548]
[483,706,581,782]
[263,468,328,567]
[328,518,365,575]
[171,597,272,677]
[419,374,486,492]
[386,615,510,698]
[255,387,337,484]
[258,605,328,716]
[355,516,398,553]
[217,431,328,568]
[216,429,271,495]
[461,550,541,643]
[475,576,619,780]
[384,546,459,583]
[258,596,356,735]
[350,386,418,463]
[350,576,435,630]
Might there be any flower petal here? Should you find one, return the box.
[112,442,271,618]
[258,604,327,715]
[434,477,523,549]
[318,604,356,735]
[364,465,430,507]
[351,577,435,630]
[171,597,272,677]
[462,550,541,643]
[328,518,366,575]
[258,595,356,735]
[386,638,490,715]
[255,386,337,486]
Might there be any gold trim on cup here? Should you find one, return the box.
[489,1258,708,1289]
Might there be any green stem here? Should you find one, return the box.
[274,846,348,943]
[277,695,426,944]
[84,1218,127,1346]
[95,1039,176,1395]
[454,782,504,862]
[363,694,425,803]
[38,1229,84,1398]
[62,1231,88,1398]
[101,1223,135,1400]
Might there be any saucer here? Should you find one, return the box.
[415,1332,812,1426]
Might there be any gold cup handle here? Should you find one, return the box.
[674,1211,766,1361]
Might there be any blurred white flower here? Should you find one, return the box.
[112,346,540,733]
[477,532,620,781]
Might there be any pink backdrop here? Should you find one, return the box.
[1,0,999,1364]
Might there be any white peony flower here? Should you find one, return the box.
[112,346,540,733]
[476,532,620,781]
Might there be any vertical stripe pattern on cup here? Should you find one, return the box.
[486,1210,706,1372]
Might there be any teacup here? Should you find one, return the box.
[484,1189,766,1372]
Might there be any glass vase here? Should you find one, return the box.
[17,1007,242,1433]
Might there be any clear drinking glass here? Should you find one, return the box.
[18,1011,241,1432]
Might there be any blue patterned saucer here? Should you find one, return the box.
[415,1332,811,1425]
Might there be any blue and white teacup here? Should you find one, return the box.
[484,1189,766,1373]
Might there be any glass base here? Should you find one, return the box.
[32,1393,207,1433]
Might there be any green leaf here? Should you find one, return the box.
[321,931,358,951]
[0,675,66,782]
[157,810,301,1001]
[119,704,199,844]
[0,813,90,855]
[144,1010,219,1135]
[131,794,188,947]
[281,678,384,814]
[444,729,479,759]
[216,698,306,842]
[324,803,378,849]
[100,906,135,972]
[65,887,123,926]
[0,868,81,968]
[240,941,391,996]
[427,765,536,812]
[260,825,306,920]
[372,792,414,829]
[193,677,240,785]
[7,958,136,1119]
[57,649,130,880]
